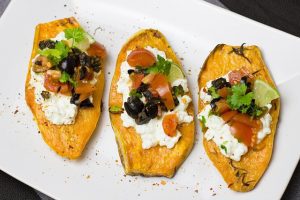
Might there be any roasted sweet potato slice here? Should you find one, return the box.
[109,29,195,177]
[198,44,280,191]
[25,17,106,159]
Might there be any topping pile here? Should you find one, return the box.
[199,67,279,160]
[30,27,105,124]
[113,47,193,149]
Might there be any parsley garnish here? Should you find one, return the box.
[220,144,227,154]
[226,83,263,117]
[200,116,206,127]
[59,71,76,86]
[146,55,172,75]
[129,89,142,98]
[208,86,220,99]
[109,106,124,114]
[64,27,86,43]
[39,41,69,65]
[173,85,184,96]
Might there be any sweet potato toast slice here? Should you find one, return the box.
[25,17,106,159]
[109,29,195,177]
[198,44,280,191]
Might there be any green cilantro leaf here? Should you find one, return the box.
[59,71,76,86]
[208,86,220,99]
[109,106,124,114]
[146,55,171,75]
[64,27,86,43]
[129,89,142,98]
[220,143,228,154]
[39,41,69,65]
[173,85,184,96]
[200,116,206,127]
[227,83,253,110]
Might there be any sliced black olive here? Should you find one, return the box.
[142,90,153,101]
[135,111,151,125]
[34,60,42,66]
[144,102,158,119]
[79,52,90,67]
[39,40,56,50]
[90,56,101,72]
[70,93,80,105]
[59,56,77,75]
[79,66,87,80]
[136,83,149,93]
[127,69,135,74]
[241,76,251,88]
[80,98,94,108]
[210,97,221,109]
[124,96,144,119]
[212,78,230,89]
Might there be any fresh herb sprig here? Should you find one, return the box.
[64,27,86,43]
[146,55,172,75]
[39,41,69,65]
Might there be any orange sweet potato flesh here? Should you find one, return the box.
[198,44,280,192]
[109,29,195,178]
[25,17,106,159]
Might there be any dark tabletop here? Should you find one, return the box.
[0,0,299,199]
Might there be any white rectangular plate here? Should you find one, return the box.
[0,0,299,199]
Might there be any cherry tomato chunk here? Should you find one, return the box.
[230,121,253,147]
[162,114,178,137]
[127,48,156,68]
[87,42,107,59]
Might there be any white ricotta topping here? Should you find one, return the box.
[198,105,248,161]
[257,104,272,143]
[117,46,193,149]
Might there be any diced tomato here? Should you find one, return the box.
[218,87,229,98]
[232,113,262,129]
[127,48,156,68]
[150,74,175,110]
[230,121,253,147]
[162,114,178,137]
[75,83,96,94]
[221,110,238,123]
[130,73,145,89]
[228,67,252,85]
[87,42,107,59]
[215,99,230,114]
[44,73,70,95]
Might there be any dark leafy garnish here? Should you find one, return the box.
[172,85,184,96]
[146,55,171,75]
[220,144,227,154]
[229,43,251,63]
[59,71,76,86]
[129,89,143,98]
[80,98,94,108]
[39,41,69,65]
[208,86,220,99]
[41,91,50,100]
[109,106,124,114]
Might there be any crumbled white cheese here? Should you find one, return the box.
[200,87,212,103]
[117,46,193,149]
[198,105,248,161]
[257,104,272,143]
[29,69,78,125]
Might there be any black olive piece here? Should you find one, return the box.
[70,93,80,105]
[124,96,144,119]
[144,102,158,119]
[241,76,251,88]
[210,97,221,109]
[79,66,88,80]
[159,102,168,112]
[212,78,228,89]
[59,56,77,75]
[142,90,153,101]
[79,52,90,67]
[80,98,94,108]
[127,69,135,74]
[136,83,149,93]
[90,56,101,72]
[35,60,42,66]
[39,40,56,50]
[135,111,151,125]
